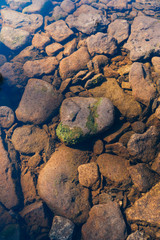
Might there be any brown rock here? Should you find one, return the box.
[152,56,160,74]
[93,139,104,155]
[131,121,146,134]
[151,153,160,175]
[105,142,130,159]
[64,38,77,57]
[103,66,119,78]
[32,32,51,49]
[119,131,135,147]
[45,43,64,56]
[0,106,15,128]
[92,55,108,74]
[60,0,75,13]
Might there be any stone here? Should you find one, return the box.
[82,202,127,240]
[128,163,158,192]
[45,43,64,56]
[93,139,104,155]
[60,78,72,93]
[60,0,75,14]
[59,47,90,80]
[107,0,129,10]
[65,4,109,35]
[49,216,75,240]
[1,9,43,33]
[64,38,77,57]
[126,181,160,227]
[127,231,148,240]
[0,135,19,209]
[78,162,100,190]
[16,79,63,124]
[32,32,51,49]
[124,16,160,61]
[86,32,117,56]
[11,125,49,154]
[105,142,130,159]
[129,62,156,105]
[152,57,160,74]
[0,106,15,128]
[127,126,159,162]
[56,97,114,145]
[6,0,31,10]
[84,74,106,89]
[38,145,91,224]
[0,54,7,67]
[0,26,30,51]
[92,55,108,74]
[45,20,73,43]
[23,57,58,78]
[103,66,119,78]
[131,121,146,134]
[22,0,52,14]
[20,201,50,239]
[151,152,160,175]
[51,6,68,21]
[97,153,130,183]
[118,65,132,76]
[108,19,129,44]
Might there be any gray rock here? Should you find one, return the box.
[127,126,159,162]
[49,216,75,240]
[60,0,75,14]
[51,6,68,21]
[0,106,15,128]
[56,97,114,145]
[1,9,43,33]
[107,0,129,10]
[6,0,31,10]
[82,202,127,240]
[129,62,156,105]
[66,4,109,35]
[15,78,63,124]
[124,16,160,61]
[108,19,129,44]
[22,0,52,14]
[127,231,148,240]
[0,26,30,51]
[86,32,117,56]
[45,20,73,43]
[11,125,50,154]
[135,0,160,11]
[38,145,91,224]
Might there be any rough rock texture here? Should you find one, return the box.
[11,125,50,154]
[56,97,114,145]
[127,126,159,162]
[107,0,129,10]
[108,19,129,44]
[1,9,43,33]
[60,0,75,14]
[22,0,52,14]
[59,47,90,80]
[0,54,7,67]
[45,43,64,56]
[0,26,30,51]
[89,79,142,120]
[129,62,156,105]
[51,6,68,21]
[151,152,160,175]
[126,181,160,226]
[86,32,117,56]
[124,16,160,61]
[45,20,73,43]
[16,78,63,124]
[84,74,106,89]
[0,135,19,209]
[127,231,148,240]
[97,153,130,183]
[82,202,127,240]
[49,216,75,240]
[66,4,109,35]
[0,106,15,128]
[152,56,160,74]
[32,32,51,50]
[38,145,91,224]
[6,0,32,10]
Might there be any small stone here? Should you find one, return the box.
[32,32,51,49]
[27,153,42,169]
[78,162,100,190]
[45,43,64,56]
[152,56,160,74]
[49,216,75,240]
[84,74,106,89]
[155,105,160,119]
[0,106,15,128]
[93,139,104,155]
[92,55,108,74]
[103,66,119,78]
[64,38,77,57]
[131,121,146,134]
[127,231,148,240]
[69,85,84,94]
[60,78,72,93]
[121,81,131,90]
[151,152,160,175]
[60,0,75,14]
[108,19,129,44]
[105,142,130,159]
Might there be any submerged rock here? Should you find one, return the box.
[6,0,31,10]
[108,19,129,44]
[22,0,52,14]
[56,97,114,145]
[0,106,15,128]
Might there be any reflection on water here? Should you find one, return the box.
[0,0,160,239]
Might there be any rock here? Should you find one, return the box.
[60,0,75,14]
[23,0,52,14]
[118,65,132,76]
[45,20,74,43]
[97,153,130,183]
[131,121,146,134]
[128,163,158,192]
[84,74,106,89]
[108,19,129,44]
[127,126,159,162]
[126,181,160,226]
[107,0,129,10]
[32,32,51,50]
[135,0,160,11]
[152,56,160,74]
[51,6,68,21]
[20,201,50,239]
[0,26,30,51]
[45,43,64,56]
[89,79,142,121]
[16,79,63,124]
[0,54,7,67]
[105,142,130,159]
[0,106,15,128]
[86,32,117,56]
[6,0,31,10]
[82,202,127,240]
[1,9,43,33]
[0,135,19,209]
[64,38,77,57]
[103,66,119,78]
[78,162,100,190]
[93,139,104,155]
[65,4,109,35]
[38,145,91,224]
[59,47,90,80]
[11,125,49,154]
[49,216,75,240]
[56,97,114,145]
[129,62,156,105]
[92,55,108,74]
[127,231,148,240]
[151,152,160,175]
[0,224,21,240]
[23,57,58,78]
[124,16,160,61]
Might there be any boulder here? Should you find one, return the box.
[108,19,129,44]
[82,202,127,240]
[56,97,114,145]
[38,145,91,224]
[15,78,63,124]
